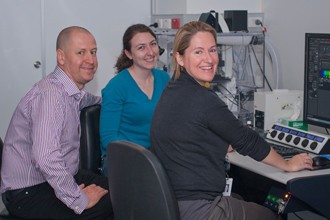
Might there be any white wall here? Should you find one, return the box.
[152,0,262,14]
[186,0,262,13]
[152,0,187,14]
[43,0,152,96]
[263,0,330,90]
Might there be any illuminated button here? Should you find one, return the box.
[278,132,285,140]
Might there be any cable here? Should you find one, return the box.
[216,84,238,106]
[149,22,158,28]
[250,43,273,91]
[265,37,281,89]
[255,19,273,91]
[293,212,304,220]
[247,45,257,91]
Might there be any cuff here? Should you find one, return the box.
[70,190,89,214]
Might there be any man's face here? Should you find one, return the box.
[57,31,98,89]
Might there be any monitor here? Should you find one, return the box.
[304,33,330,128]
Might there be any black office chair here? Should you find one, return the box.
[0,137,25,220]
[107,141,180,220]
[79,104,102,174]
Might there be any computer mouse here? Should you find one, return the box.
[312,156,330,167]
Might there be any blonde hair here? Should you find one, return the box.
[172,21,217,80]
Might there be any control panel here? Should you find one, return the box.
[264,187,291,214]
[264,186,308,214]
[266,123,330,154]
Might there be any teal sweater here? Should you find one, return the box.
[100,68,170,155]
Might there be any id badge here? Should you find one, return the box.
[223,178,233,196]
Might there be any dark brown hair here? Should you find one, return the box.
[115,24,157,73]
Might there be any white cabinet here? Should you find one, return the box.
[152,0,187,14]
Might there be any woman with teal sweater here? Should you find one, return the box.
[100,24,170,175]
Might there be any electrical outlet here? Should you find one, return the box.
[248,16,263,28]
[248,13,264,28]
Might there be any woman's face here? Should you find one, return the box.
[125,32,159,71]
[176,31,219,85]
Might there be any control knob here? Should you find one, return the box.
[278,132,285,140]
[270,130,277,138]
[301,139,309,148]
[310,141,318,150]
[293,137,300,145]
[285,135,292,142]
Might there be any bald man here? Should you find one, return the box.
[1,26,113,219]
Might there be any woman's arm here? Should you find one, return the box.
[99,83,124,153]
[262,147,313,172]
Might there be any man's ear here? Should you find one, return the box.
[124,49,132,60]
[57,49,65,66]
[175,52,184,67]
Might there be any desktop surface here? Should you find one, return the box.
[227,151,330,218]
[227,151,330,185]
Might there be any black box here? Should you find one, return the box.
[224,10,248,32]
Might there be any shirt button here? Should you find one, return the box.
[74,94,81,100]
[75,206,79,210]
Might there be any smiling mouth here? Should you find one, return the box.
[81,66,95,70]
[145,54,157,61]
[200,66,213,71]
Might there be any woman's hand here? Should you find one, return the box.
[286,153,313,172]
[227,144,234,153]
[262,147,313,172]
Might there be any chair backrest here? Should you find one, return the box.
[0,137,3,180]
[79,104,102,174]
[107,141,180,220]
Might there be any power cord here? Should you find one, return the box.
[149,22,158,28]
[293,212,304,220]
[254,19,272,91]
[255,19,267,33]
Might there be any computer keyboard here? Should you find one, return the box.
[271,143,305,159]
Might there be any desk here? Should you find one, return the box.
[227,151,330,219]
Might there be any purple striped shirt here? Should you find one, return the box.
[0,66,101,214]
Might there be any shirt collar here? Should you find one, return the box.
[53,66,86,100]
[180,69,213,90]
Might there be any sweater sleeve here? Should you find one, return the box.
[99,78,125,154]
[200,90,271,161]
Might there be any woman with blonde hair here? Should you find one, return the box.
[151,21,312,220]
